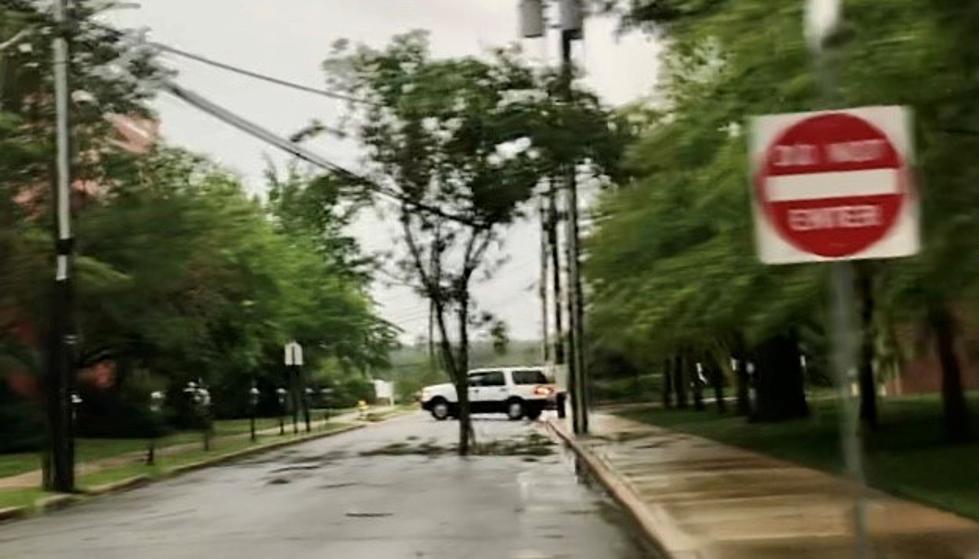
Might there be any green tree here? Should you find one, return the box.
[596,0,979,438]
[324,31,627,453]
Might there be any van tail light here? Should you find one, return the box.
[534,385,553,396]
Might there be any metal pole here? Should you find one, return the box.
[45,0,76,493]
[806,1,870,553]
[290,366,299,435]
[560,29,588,435]
[831,263,872,558]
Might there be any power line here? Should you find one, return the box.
[86,19,376,106]
[161,80,484,227]
[85,21,486,226]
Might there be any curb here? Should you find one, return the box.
[545,419,705,559]
[163,423,365,478]
[0,422,367,525]
[84,475,153,496]
[0,507,27,523]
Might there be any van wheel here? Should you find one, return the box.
[506,399,525,421]
[430,399,450,421]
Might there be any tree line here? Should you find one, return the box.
[0,1,394,450]
[587,0,979,440]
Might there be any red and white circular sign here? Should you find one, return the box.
[755,112,911,258]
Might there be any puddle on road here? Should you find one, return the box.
[345,511,393,518]
[318,481,359,490]
[358,432,557,458]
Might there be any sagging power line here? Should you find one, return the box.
[85,19,376,106]
[161,80,484,227]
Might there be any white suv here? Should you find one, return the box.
[420,367,562,421]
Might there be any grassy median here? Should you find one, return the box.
[618,393,979,521]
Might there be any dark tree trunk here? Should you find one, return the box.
[661,358,673,408]
[930,304,972,443]
[455,292,474,456]
[751,333,809,422]
[690,354,705,411]
[857,267,879,429]
[711,360,727,413]
[673,354,688,409]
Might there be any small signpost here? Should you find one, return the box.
[284,341,304,367]
[284,341,304,434]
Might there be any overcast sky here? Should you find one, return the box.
[103,1,661,345]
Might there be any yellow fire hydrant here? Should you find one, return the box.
[357,400,369,420]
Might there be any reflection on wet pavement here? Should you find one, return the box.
[0,413,658,559]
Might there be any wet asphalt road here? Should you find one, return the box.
[0,412,655,559]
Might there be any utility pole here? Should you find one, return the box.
[559,2,588,435]
[519,0,588,434]
[46,0,76,493]
[538,199,550,363]
[547,184,565,366]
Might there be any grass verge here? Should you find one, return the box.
[0,416,307,480]
[0,421,356,514]
[617,393,979,521]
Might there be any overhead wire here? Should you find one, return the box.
[86,18,376,106]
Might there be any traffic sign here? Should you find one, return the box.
[750,106,919,264]
[284,341,303,366]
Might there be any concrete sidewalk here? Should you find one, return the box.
[550,412,979,559]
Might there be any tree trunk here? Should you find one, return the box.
[930,304,972,443]
[673,354,688,409]
[432,298,471,456]
[661,357,673,408]
[455,292,474,456]
[857,266,878,429]
[691,355,705,411]
[751,334,809,422]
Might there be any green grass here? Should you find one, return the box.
[0,421,354,511]
[0,417,326,479]
[618,393,979,521]
[0,488,50,511]
[0,454,41,479]
[77,421,350,489]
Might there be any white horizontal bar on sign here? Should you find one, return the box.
[767,169,898,202]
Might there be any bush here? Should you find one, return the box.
[76,384,170,438]
[0,396,44,453]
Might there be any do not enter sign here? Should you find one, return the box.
[750,106,919,264]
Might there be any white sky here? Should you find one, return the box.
[103,1,661,344]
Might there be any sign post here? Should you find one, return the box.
[284,341,304,435]
[750,106,917,559]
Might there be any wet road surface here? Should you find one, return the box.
[0,412,656,558]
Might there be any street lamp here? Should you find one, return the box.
[276,388,287,436]
[70,392,82,424]
[147,390,165,465]
[184,381,212,451]
[518,0,589,436]
[320,388,334,423]
[519,0,545,38]
[303,387,313,433]
[248,385,260,442]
